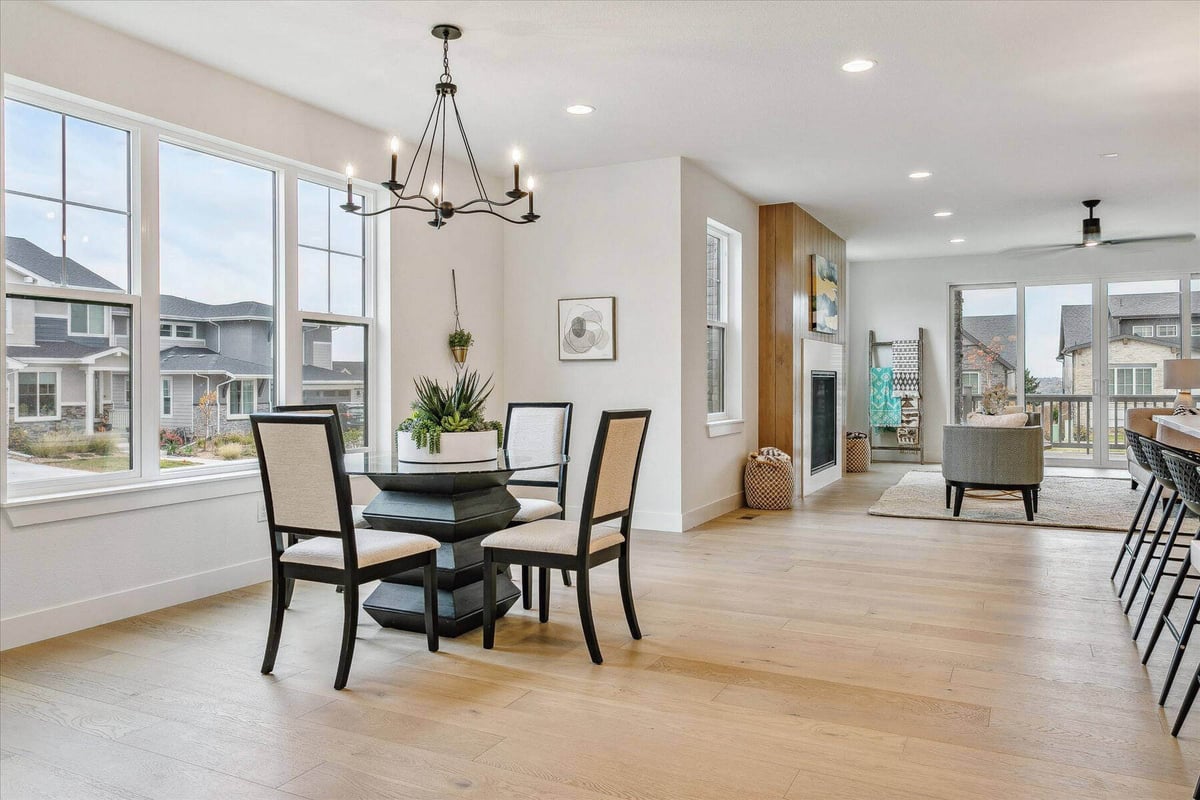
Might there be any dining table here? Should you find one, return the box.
[1154,413,1200,451]
[344,449,567,637]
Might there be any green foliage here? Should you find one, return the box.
[7,425,31,454]
[343,427,364,448]
[448,328,474,348]
[397,369,502,453]
[1024,368,1040,395]
[217,443,245,460]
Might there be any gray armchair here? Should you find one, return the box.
[942,413,1044,521]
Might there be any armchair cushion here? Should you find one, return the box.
[942,424,1045,486]
[966,412,1028,428]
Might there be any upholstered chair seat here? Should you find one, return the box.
[1128,458,1153,488]
[484,519,624,555]
[281,529,437,569]
[351,505,370,528]
[512,498,564,524]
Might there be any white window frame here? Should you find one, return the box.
[961,371,982,395]
[1109,365,1153,396]
[705,219,744,437]
[1192,323,1200,337]
[4,298,11,334]
[1157,323,1180,338]
[160,377,172,417]
[67,302,107,336]
[13,367,62,422]
[2,79,388,510]
[226,378,257,419]
[1131,324,1154,337]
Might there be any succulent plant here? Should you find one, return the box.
[397,369,501,453]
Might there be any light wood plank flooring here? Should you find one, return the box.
[2,463,1196,799]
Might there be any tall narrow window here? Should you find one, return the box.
[159,142,275,467]
[4,97,135,486]
[706,226,728,416]
[301,322,369,449]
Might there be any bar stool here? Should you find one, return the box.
[1125,438,1191,640]
[1142,455,1200,704]
[1172,657,1200,737]
[1112,428,1162,587]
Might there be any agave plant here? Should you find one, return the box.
[398,369,502,453]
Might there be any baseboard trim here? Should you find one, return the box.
[682,492,745,531]
[0,557,271,651]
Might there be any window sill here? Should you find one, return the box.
[2,468,262,527]
[706,418,745,438]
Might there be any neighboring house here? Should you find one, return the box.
[959,315,1017,396]
[1059,292,1193,396]
[4,236,364,442]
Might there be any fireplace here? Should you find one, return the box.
[810,371,838,474]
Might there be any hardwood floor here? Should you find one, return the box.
[2,463,1196,799]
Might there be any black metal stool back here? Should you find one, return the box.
[1141,437,1179,493]
[1126,429,1153,471]
[1164,450,1200,517]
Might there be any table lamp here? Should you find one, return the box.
[1163,358,1200,409]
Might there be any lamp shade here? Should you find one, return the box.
[1163,358,1200,390]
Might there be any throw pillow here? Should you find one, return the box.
[1174,406,1198,416]
[966,412,1029,428]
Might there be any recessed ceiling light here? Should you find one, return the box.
[841,59,876,73]
[949,238,965,243]
[566,104,595,115]
[933,211,954,217]
[908,171,932,179]
[1100,152,1119,158]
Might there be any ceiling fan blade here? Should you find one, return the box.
[999,243,1082,255]
[1101,233,1196,246]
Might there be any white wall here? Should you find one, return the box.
[502,158,684,531]
[0,1,502,648]
[848,241,1200,461]
[679,160,758,528]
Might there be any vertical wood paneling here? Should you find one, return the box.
[758,203,847,484]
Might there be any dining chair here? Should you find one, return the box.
[482,409,651,664]
[503,402,574,608]
[1125,438,1191,640]
[251,412,440,690]
[1141,455,1200,704]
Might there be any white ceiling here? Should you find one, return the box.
[50,0,1200,261]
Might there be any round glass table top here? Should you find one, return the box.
[344,449,566,476]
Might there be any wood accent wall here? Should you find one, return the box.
[758,202,847,456]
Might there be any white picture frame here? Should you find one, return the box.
[558,296,616,361]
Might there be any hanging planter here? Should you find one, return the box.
[447,268,473,365]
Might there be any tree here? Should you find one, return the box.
[1024,368,1040,395]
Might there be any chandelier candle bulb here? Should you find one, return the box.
[345,164,354,204]
[527,177,535,214]
[390,137,400,183]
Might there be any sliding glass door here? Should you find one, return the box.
[954,274,1188,468]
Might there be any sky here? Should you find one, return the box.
[962,279,1183,378]
[4,98,365,361]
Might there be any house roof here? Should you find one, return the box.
[961,315,1016,369]
[1059,292,1196,354]
[4,236,122,291]
[303,361,365,383]
[160,295,272,321]
[159,346,271,377]
[7,340,120,360]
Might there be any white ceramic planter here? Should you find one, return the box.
[396,430,498,463]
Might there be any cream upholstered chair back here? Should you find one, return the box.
[504,403,572,499]
[579,410,652,536]
[251,413,354,543]
[275,403,343,439]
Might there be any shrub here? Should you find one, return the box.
[343,427,364,448]
[27,430,83,459]
[217,443,245,460]
[7,426,32,454]
[160,429,185,455]
[213,432,254,447]
[87,434,118,455]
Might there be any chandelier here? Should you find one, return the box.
[340,24,539,228]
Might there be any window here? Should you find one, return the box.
[1131,324,1154,337]
[298,179,365,316]
[706,227,728,416]
[68,303,105,335]
[160,141,276,467]
[4,94,136,488]
[15,370,58,421]
[1192,323,1200,337]
[161,378,172,416]
[1158,324,1180,338]
[160,323,172,337]
[113,314,129,336]
[228,379,257,417]
[961,372,982,395]
[1110,366,1153,396]
[302,322,368,449]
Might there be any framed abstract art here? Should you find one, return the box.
[810,254,839,335]
[558,296,616,360]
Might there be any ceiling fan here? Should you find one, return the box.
[1002,199,1195,254]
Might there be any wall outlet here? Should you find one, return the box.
[257,499,267,523]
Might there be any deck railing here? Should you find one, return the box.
[964,394,1173,453]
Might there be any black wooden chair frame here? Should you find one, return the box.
[483,409,651,664]
[252,412,438,690]
[503,401,575,606]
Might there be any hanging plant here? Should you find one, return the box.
[448,268,472,365]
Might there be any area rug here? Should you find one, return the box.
[868,470,1140,531]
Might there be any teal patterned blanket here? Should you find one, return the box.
[870,367,902,428]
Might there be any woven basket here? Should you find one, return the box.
[745,447,794,510]
[846,434,870,473]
